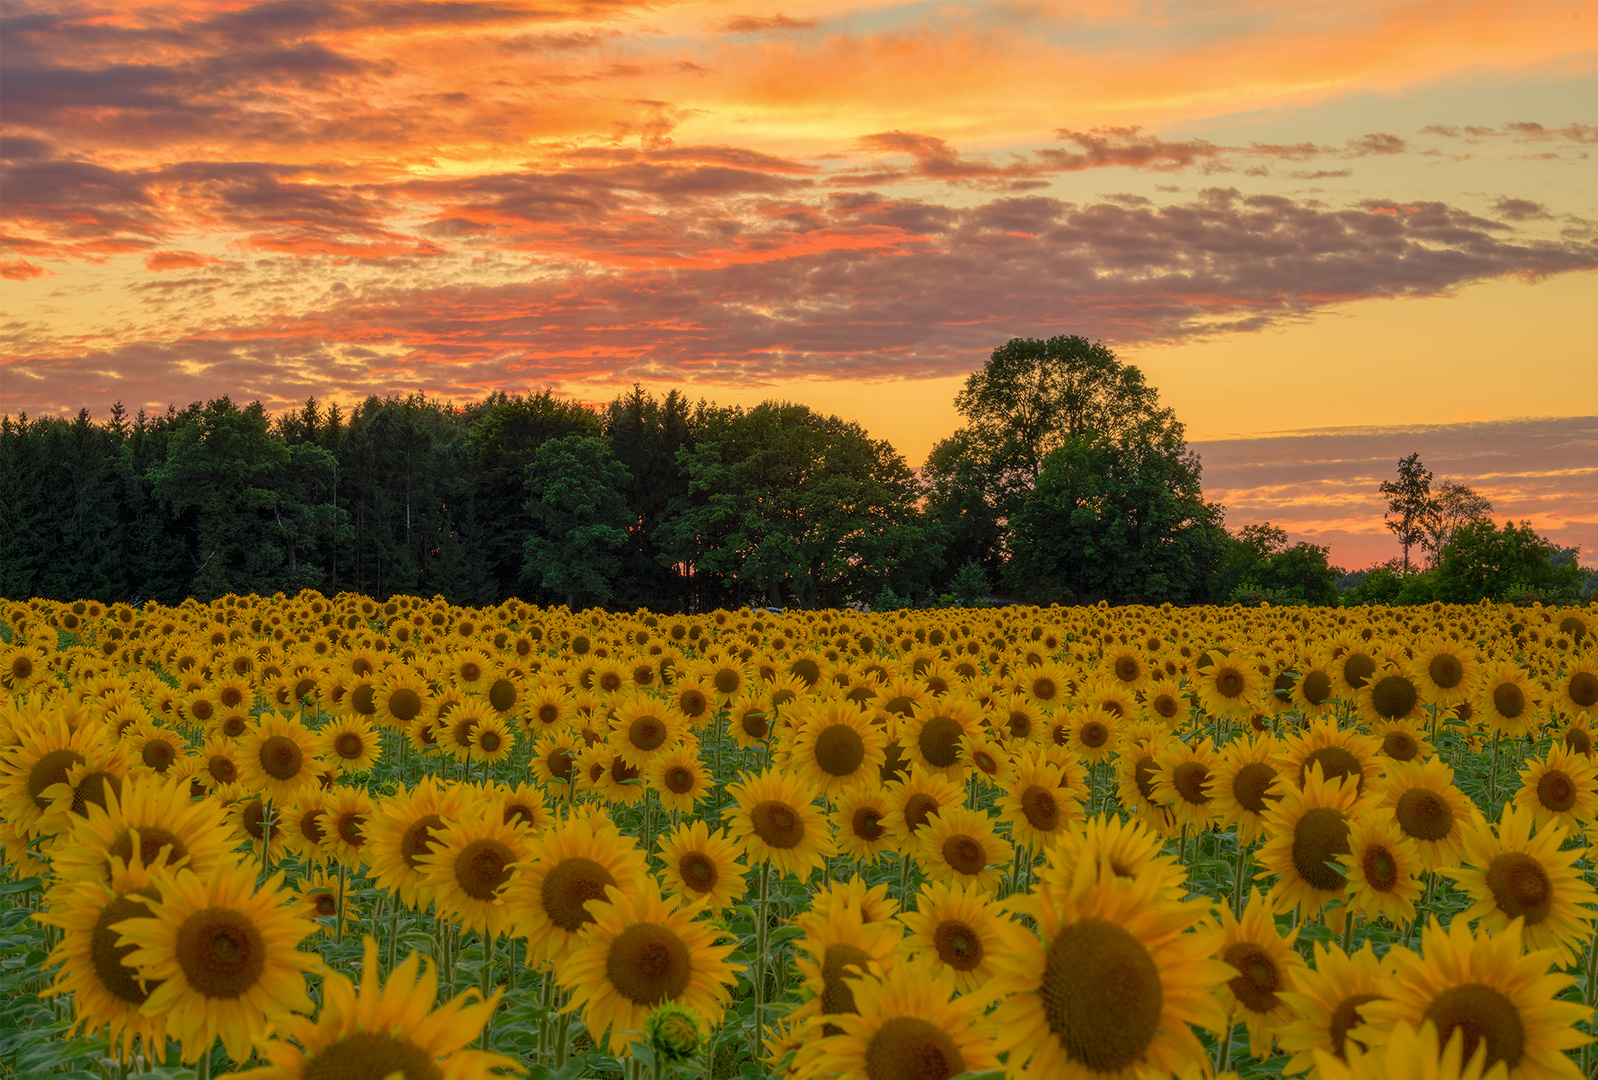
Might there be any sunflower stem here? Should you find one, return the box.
[334,861,346,946]
[554,996,574,1069]
[480,934,496,1050]
[1340,908,1356,953]
[1231,841,1250,919]
[1212,1021,1233,1074]
[751,859,772,1065]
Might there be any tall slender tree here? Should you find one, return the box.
[1378,453,1435,575]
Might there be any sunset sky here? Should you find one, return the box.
[3,1,1595,570]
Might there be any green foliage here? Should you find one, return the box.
[1435,518,1588,603]
[1219,522,1340,606]
[522,436,634,608]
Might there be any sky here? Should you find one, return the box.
[2,0,1595,570]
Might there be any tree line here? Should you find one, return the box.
[2,336,1588,610]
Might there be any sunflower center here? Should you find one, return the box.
[1299,746,1362,791]
[386,688,423,722]
[1020,785,1060,831]
[606,923,690,1005]
[1131,755,1158,802]
[918,716,963,768]
[219,686,245,708]
[821,943,874,1015]
[1381,731,1419,761]
[610,758,640,783]
[298,809,327,844]
[714,668,741,695]
[1302,671,1333,706]
[933,919,983,971]
[1493,683,1526,719]
[1229,762,1277,813]
[679,852,717,890]
[1342,653,1375,690]
[1078,721,1109,748]
[175,906,266,998]
[242,800,277,842]
[141,739,176,772]
[1290,806,1351,892]
[91,892,160,1004]
[1172,762,1210,805]
[1570,672,1598,708]
[314,893,337,917]
[1114,656,1140,683]
[1032,677,1058,701]
[400,814,445,869]
[1362,845,1399,890]
[453,838,514,901]
[329,731,364,761]
[1422,984,1525,1072]
[740,710,770,739]
[1041,917,1162,1073]
[1328,992,1381,1059]
[488,679,517,712]
[208,754,239,784]
[545,748,574,782]
[461,662,483,683]
[299,1029,444,1080]
[1484,853,1552,924]
[1151,693,1179,719]
[628,716,667,751]
[1429,654,1464,689]
[1371,675,1418,719]
[750,800,805,849]
[1536,770,1577,812]
[902,793,942,833]
[541,857,617,931]
[110,825,188,869]
[479,730,502,753]
[1394,788,1454,842]
[1008,711,1035,738]
[678,690,708,718]
[1222,941,1281,1014]
[815,724,866,776]
[72,770,122,816]
[28,748,86,809]
[865,1016,966,1080]
[222,714,248,738]
[259,735,303,781]
[664,766,696,794]
[853,807,886,841]
[1215,667,1245,698]
[941,835,987,875]
[350,684,377,716]
[337,813,366,847]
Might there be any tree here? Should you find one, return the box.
[1378,453,1434,575]
[951,335,1176,517]
[521,436,633,608]
[1217,522,1339,606]
[1434,519,1587,604]
[1003,418,1227,604]
[918,429,1003,591]
[1422,480,1493,568]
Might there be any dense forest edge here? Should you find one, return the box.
[3,336,1592,611]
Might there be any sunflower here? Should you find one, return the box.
[1291,655,1341,718]
[467,711,515,764]
[492,780,549,834]
[416,808,529,942]
[1556,717,1595,759]
[238,711,323,803]
[1370,716,1433,766]
[787,699,886,794]
[802,956,1000,1080]
[880,770,964,848]
[1140,678,1187,727]
[113,861,318,1064]
[282,792,331,867]
[800,876,902,933]
[1055,705,1121,763]
[49,774,234,886]
[319,715,379,774]
[1358,917,1589,1080]
[578,746,646,806]
[669,678,717,729]
[1410,639,1477,707]
[228,794,289,866]
[510,810,649,969]
[209,704,254,741]
[530,729,580,791]
[608,694,685,771]
[1358,662,1428,729]
[523,681,574,733]
[1278,717,1381,793]
[916,805,1014,894]
[1377,757,1479,871]
[1045,811,1190,901]
[440,697,497,763]
[725,769,836,878]
[236,937,517,1080]
[899,695,983,781]
[789,899,902,1034]
[123,721,188,781]
[706,660,747,704]
[1340,811,1425,926]
[1318,1019,1527,1080]
[1211,734,1285,845]
[729,694,775,748]
[321,786,374,870]
[1255,765,1381,922]
[0,708,110,840]
[1020,660,1073,711]
[898,878,1025,996]
[988,855,1229,1079]
[647,740,712,814]
[997,749,1083,854]
[365,777,472,910]
[1329,644,1381,699]
[1196,656,1263,716]
[1551,655,1598,720]
[447,648,496,695]
[555,879,742,1057]
[291,869,356,933]
[1473,661,1540,739]
[35,850,169,1062]
[829,783,898,863]
[657,819,747,914]
[1444,804,1598,966]
[1276,939,1388,1075]
[1216,887,1306,1059]
[1148,736,1220,831]
[993,693,1046,744]
[1512,743,1598,832]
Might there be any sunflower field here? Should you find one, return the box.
[2,594,1598,1080]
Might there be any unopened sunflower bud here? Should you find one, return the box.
[647,1003,706,1064]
